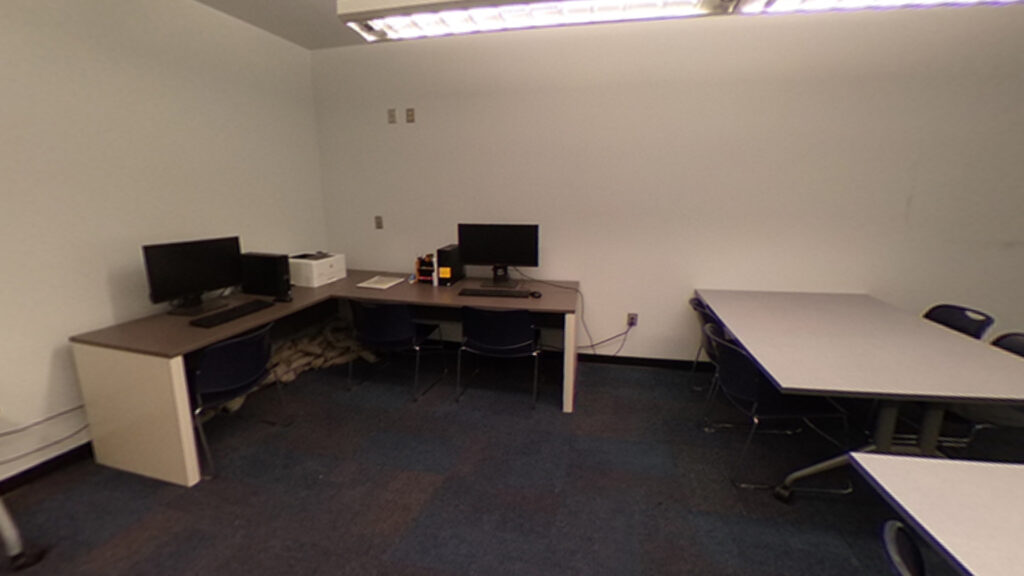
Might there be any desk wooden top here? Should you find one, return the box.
[851,453,1024,576]
[696,289,1024,403]
[70,269,579,358]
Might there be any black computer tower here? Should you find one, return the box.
[436,244,465,287]
[241,252,292,302]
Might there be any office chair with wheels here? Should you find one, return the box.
[349,301,442,399]
[186,323,280,478]
[702,322,849,490]
[922,304,994,339]
[883,520,925,576]
[456,307,541,406]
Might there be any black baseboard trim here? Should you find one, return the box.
[0,444,94,495]
[579,354,715,372]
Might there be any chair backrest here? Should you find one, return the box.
[350,301,416,347]
[690,298,722,364]
[992,332,1024,358]
[882,520,925,576]
[923,304,994,339]
[461,307,536,356]
[188,323,273,397]
[702,323,775,405]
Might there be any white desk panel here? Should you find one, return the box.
[852,453,1024,576]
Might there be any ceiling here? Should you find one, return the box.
[195,0,365,49]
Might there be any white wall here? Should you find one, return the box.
[312,6,1024,360]
[0,1,326,479]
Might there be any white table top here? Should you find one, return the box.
[851,453,1024,576]
[695,289,1024,402]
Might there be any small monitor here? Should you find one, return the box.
[457,223,539,288]
[143,236,242,315]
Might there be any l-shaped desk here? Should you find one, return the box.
[69,269,580,487]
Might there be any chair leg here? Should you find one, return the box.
[193,411,216,479]
[700,374,732,431]
[690,342,704,373]
[272,382,293,427]
[732,414,770,490]
[411,347,422,401]
[455,348,465,402]
[0,498,44,571]
[532,353,540,407]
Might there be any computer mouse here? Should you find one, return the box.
[529,291,542,299]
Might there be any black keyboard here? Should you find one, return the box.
[458,288,531,298]
[189,299,274,328]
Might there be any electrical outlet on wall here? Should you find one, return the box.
[627,313,638,327]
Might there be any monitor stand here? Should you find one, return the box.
[168,294,229,317]
[481,265,519,289]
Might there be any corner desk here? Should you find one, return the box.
[70,270,580,487]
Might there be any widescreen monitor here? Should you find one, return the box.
[457,223,539,287]
[143,236,242,315]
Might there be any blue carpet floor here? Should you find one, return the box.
[3,359,971,575]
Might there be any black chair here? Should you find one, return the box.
[689,297,719,371]
[993,331,1024,356]
[940,332,1024,449]
[922,304,994,339]
[186,323,278,477]
[349,301,441,398]
[702,322,849,489]
[883,520,925,576]
[456,307,541,406]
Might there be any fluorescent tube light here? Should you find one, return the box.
[345,0,709,41]
[738,0,1019,13]
[341,0,1024,42]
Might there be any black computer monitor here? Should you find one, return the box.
[142,236,242,315]
[457,223,539,288]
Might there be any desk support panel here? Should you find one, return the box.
[72,344,200,487]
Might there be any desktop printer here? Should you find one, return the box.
[289,252,346,288]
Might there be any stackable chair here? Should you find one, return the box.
[688,297,720,370]
[688,297,724,394]
[941,332,1024,451]
[186,323,280,477]
[702,322,849,489]
[882,520,925,576]
[456,307,542,406]
[349,301,442,399]
[922,304,994,339]
[887,304,994,449]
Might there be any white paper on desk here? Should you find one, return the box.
[356,275,404,290]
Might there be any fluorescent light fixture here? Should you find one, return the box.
[738,0,1020,14]
[343,0,711,41]
[340,0,1024,42]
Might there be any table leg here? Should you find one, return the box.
[918,404,946,455]
[775,400,948,502]
[874,401,900,452]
